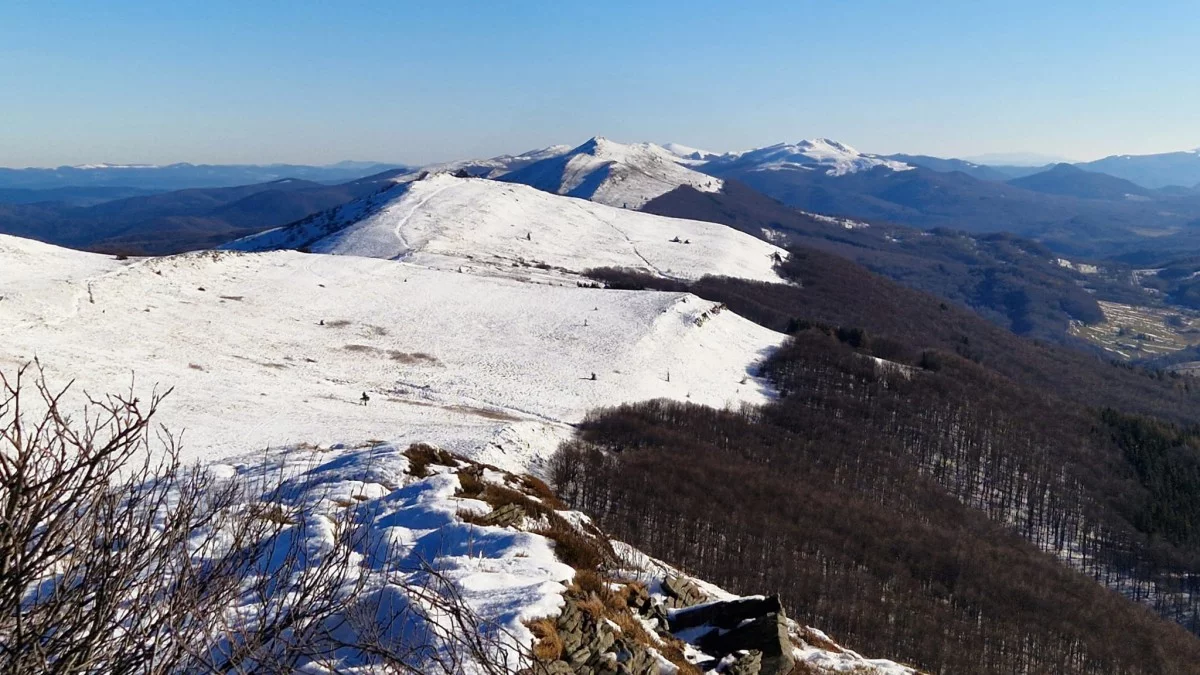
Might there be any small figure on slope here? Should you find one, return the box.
[360,392,371,406]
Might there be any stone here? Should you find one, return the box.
[477,502,526,527]
[667,595,795,675]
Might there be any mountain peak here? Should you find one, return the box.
[710,138,912,176]
[502,137,724,208]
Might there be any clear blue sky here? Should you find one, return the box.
[1,0,1197,167]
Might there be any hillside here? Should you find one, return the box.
[705,138,912,176]
[1080,149,1200,189]
[882,153,1011,180]
[698,158,1200,257]
[1008,163,1155,200]
[640,181,1117,342]
[500,137,723,209]
[0,173,406,255]
[0,161,406,190]
[0,234,779,472]
[229,173,785,282]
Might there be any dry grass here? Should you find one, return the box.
[456,468,487,498]
[799,627,844,654]
[404,443,458,477]
[534,521,611,571]
[527,618,563,661]
[515,475,565,509]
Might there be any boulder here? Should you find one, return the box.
[668,595,795,675]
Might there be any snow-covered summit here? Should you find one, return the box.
[69,162,161,170]
[420,144,574,179]
[0,234,782,472]
[662,142,725,162]
[710,138,913,176]
[501,136,724,209]
[228,173,784,283]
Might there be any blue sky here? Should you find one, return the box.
[1,0,1197,167]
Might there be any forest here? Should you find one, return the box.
[566,247,1200,673]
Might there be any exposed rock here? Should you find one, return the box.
[727,649,764,675]
[477,502,526,527]
[668,595,795,675]
[661,574,708,608]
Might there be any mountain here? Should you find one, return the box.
[1008,162,1156,200]
[698,152,1200,257]
[500,137,723,209]
[883,153,1013,181]
[14,162,1200,671]
[963,151,1075,166]
[1079,148,1200,189]
[421,144,573,178]
[639,180,1128,343]
[662,142,725,161]
[0,161,407,191]
[0,170,408,254]
[704,138,912,176]
[229,172,785,283]
[0,185,161,206]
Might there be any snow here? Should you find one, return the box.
[805,211,870,229]
[661,142,725,162]
[69,162,160,169]
[200,443,574,673]
[709,138,912,176]
[501,137,724,209]
[418,144,574,179]
[1054,257,1099,275]
[228,174,785,283]
[0,235,782,473]
[608,542,917,674]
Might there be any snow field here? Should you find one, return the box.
[0,240,781,472]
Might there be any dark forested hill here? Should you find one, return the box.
[1008,163,1155,200]
[642,181,1142,344]
[567,247,1200,673]
[696,163,1200,258]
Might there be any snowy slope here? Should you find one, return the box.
[419,144,574,179]
[662,142,725,162]
[708,138,913,176]
[0,237,781,472]
[501,137,724,209]
[200,442,917,674]
[227,173,786,283]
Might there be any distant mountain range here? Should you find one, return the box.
[0,170,408,254]
[5,136,1200,264]
[0,162,407,191]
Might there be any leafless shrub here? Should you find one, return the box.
[0,362,533,674]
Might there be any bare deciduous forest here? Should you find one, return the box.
[569,249,1200,673]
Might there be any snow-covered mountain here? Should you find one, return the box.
[420,144,574,179]
[500,137,724,209]
[662,142,726,162]
[228,173,782,282]
[706,138,913,176]
[0,207,782,470]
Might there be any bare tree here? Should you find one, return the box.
[0,362,534,674]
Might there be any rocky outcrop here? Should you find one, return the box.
[668,594,795,675]
[475,502,526,527]
[539,598,660,675]
[661,574,708,608]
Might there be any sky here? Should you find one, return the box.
[1,0,1198,167]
